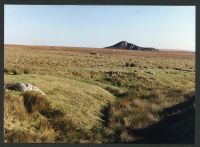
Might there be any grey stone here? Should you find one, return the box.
[5,83,45,95]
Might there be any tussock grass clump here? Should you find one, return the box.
[105,75,124,86]
[4,67,9,73]
[109,100,157,129]
[4,91,28,122]
[4,118,55,143]
[105,86,126,97]
[23,68,30,74]
[183,91,195,101]
[51,116,76,132]
[4,89,11,99]
[120,130,134,143]
[158,65,164,69]
[166,89,184,98]
[4,90,83,143]
[90,52,97,55]
[11,130,54,143]
[50,116,86,143]
[4,91,56,143]
[140,93,160,100]
[125,62,130,67]
[89,98,159,143]
[4,66,32,75]
[12,68,23,75]
[22,92,50,113]
[105,86,121,96]
[5,129,36,143]
[125,62,136,67]
[41,108,65,118]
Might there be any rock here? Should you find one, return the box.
[5,83,45,95]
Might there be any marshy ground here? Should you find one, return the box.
[4,45,195,143]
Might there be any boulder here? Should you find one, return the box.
[5,83,45,95]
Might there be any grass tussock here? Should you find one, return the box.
[22,92,50,113]
[51,116,89,143]
[105,86,128,98]
[125,62,136,67]
[4,66,33,75]
[23,68,31,74]
[12,68,23,75]
[4,91,56,143]
[86,88,194,143]
[4,67,9,73]
[4,90,90,143]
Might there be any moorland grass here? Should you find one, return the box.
[4,45,195,143]
[4,74,115,130]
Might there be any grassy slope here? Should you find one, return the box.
[4,74,115,130]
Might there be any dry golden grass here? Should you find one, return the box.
[4,90,56,143]
[22,92,50,113]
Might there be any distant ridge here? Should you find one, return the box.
[105,41,158,51]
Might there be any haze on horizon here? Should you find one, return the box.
[5,5,195,51]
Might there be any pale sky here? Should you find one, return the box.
[5,5,195,51]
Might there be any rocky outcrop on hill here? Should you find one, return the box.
[105,41,158,51]
[5,83,45,95]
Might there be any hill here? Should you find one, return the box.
[105,41,158,51]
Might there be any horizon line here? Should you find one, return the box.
[4,43,195,52]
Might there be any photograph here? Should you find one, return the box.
[4,5,195,143]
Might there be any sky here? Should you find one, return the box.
[4,5,195,51]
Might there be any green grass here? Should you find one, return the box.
[4,74,115,130]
